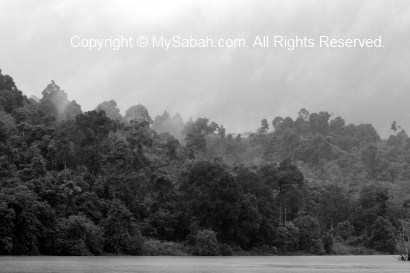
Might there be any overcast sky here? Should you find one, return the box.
[1,0,409,138]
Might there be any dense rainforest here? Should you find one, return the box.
[1,69,410,257]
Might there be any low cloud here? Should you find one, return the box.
[0,0,409,137]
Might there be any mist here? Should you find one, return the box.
[1,0,409,138]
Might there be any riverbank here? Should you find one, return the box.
[138,239,382,256]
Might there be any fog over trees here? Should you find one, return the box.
[1,69,410,257]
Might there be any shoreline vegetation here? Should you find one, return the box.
[139,239,384,256]
[0,69,410,259]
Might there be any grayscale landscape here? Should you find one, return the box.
[1,0,410,272]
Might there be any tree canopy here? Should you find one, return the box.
[1,69,409,256]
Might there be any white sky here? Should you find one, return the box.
[1,0,410,137]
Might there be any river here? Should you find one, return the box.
[1,255,409,273]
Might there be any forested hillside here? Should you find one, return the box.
[1,69,409,256]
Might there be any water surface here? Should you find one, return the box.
[1,255,409,273]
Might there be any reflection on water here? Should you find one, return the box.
[1,255,410,273]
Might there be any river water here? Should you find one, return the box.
[1,255,409,273]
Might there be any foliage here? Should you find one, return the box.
[336,221,355,241]
[142,239,189,255]
[55,214,103,255]
[1,68,409,256]
[101,200,143,255]
[273,222,299,253]
[192,229,220,256]
[293,215,325,254]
